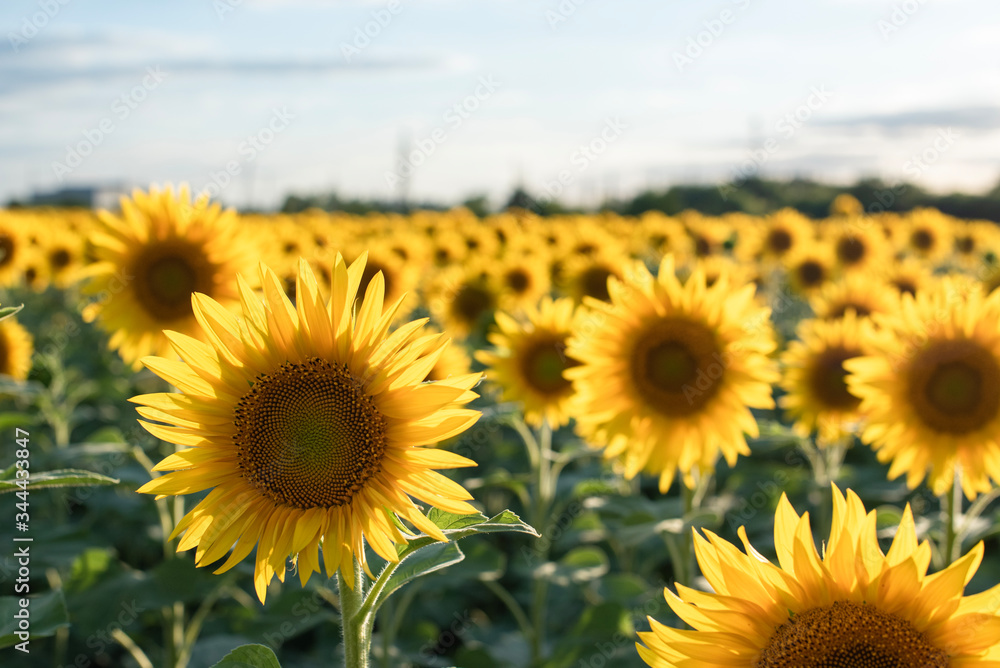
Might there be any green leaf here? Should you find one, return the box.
[543,546,609,585]
[397,509,538,561]
[374,542,465,611]
[0,591,70,648]
[0,469,119,494]
[210,643,282,668]
[0,304,24,321]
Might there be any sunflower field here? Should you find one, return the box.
[3,186,1000,667]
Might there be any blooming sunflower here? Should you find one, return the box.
[780,312,874,445]
[783,243,837,295]
[134,255,483,602]
[565,256,778,491]
[476,297,582,428]
[82,185,256,369]
[427,267,501,339]
[846,277,1000,498]
[809,273,900,321]
[637,486,1000,666]
[0,317,34,380]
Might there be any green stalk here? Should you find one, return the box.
[944,474,963,566]
[338,559,370,668]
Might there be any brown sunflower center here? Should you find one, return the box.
[756,601,947,668]
[766,229,793,253]
[132,241,212,322]
[955,235,975,254]
[911,229,934,251]
[892,278,917,297]
[808,346,861,410]
[0,236,14,267]
[50,248,71,269]
[835,237,865,264]
[630,318,723,416]
[908,339,1000,434]
[580,266,614,302]
[451,283,496,327]
[797,260,826,288]
[505,268,531,295]
[234,357,387,509]
[519,336,579,396]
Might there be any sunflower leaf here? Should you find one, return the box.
[0,304,23,321]
[210,644,282,668]
[0,469,119,494]
[373,542,465,611]
[0,591,70,649]
[394,510,537,567]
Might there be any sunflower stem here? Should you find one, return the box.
[944,473,963,566]
[339,558,371,668]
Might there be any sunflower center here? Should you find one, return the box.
[581,267,613,302]
[808,346,861,410]
[519,337,579,396]
[911,229,934,251]
[797,260,826,288]
[767,229,793,253]
[132,241,212,322]
[630,318,722,416]
[234,358,387,509]
[828,303,872,319]
[50,248,71,269]
[756,601,947,668]
[835,237,865,264]
[955,236,975,254]
[694,235,711,257]
[0,236,14,267]
[451,283,496,326]
[892,279,917,297]
[505,268,531,295]
[908,339,1000,434]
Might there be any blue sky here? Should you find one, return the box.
[2,0,999,209]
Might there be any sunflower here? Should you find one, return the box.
[747,208,813,267]
[900,208,953,262]
[81,185,256,369]
[823,220,889,274]
[42,234,85,288]
[828,192,864,217]
[134,255,483,602]
[0,317,34,380]
[0,213,27,288]
[846,277,1000,498]
[637,485,1000,666]
[783,243,837,296]
[494,252,552,313]
[565,256,778,491]
[558,252,626,305]
[881,256,935,297]
[427,267,501,339]
[476,297,581,428]
[779,312,874,445]
[809,273,900,321]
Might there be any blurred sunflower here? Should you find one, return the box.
[780,312,874,445]
[638,486,1000,666]
[749,208,813,267]
[476,297,581,428]
[847,278,1000,498]
[810,273,899,321]
[0,317,34,380]
[882,256,935,297]
[828,192,864,216]
[784,243,836,295]
[494,252,552,313]
[901,209,953,262]
[135,255,482,602]
[43,234,85,288]
[0,214,27,287]
[82,185,256,369]
[559,252,625,305]
[825,220,889,273]
[566,256,778,491]
[427,267,501,340]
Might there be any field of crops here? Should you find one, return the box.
[2,185,1000,667]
